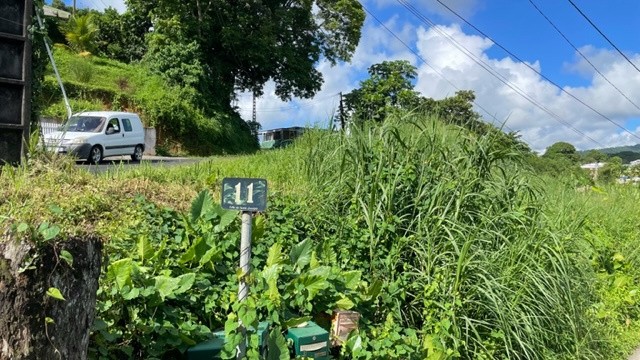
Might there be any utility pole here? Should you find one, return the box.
[252,92,257,123]
[339,92,345,131]
[73,0,76,14]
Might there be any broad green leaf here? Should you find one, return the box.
[366,279,383,300]
[217,210,236,231]
[190,190,213,223]
[48,204,63,215]
[262,265,281,302]
[16,223,28,233]
[252,215,266,241]
[343,270,362,290]
[267,327,289,360]
[60,250,73,268]
[46,287,65,301]
[199,247,222,267]
[122,287,140,300]
[345,332,363,353]
[174,273,196,295]
[336,297,355,310]
[179,236,208,264]
[308,265,331,278]
[45,317,55,324]
[267,243,284,266]
[107,258,134,290]
[290,239,313,270]
[154,275,180,300]
[284,316,311,328]
[137,236,154,262]
[298,274,329,299]
[40,225,60,241]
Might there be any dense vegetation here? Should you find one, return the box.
[4,112,640,358]
[38,47,257,155]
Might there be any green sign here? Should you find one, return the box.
[221,178,268,212]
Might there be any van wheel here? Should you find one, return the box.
[131,145,143,162]
[88,146,103,164]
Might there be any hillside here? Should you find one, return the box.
[39,47,258,156]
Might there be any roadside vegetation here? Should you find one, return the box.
[4,112,640,358]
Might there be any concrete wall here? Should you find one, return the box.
[144,127,156,155]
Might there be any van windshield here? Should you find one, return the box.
[61,116,106,133]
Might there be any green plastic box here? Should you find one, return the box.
[186,322,269,360]
[286,321,330,359]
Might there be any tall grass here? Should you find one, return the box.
[294,113,602,358]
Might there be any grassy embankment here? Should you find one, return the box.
[2,113,640,358]
[38,47,257,156]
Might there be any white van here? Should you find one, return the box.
[44,111,145,164]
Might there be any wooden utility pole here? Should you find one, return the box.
[73,0,76,14]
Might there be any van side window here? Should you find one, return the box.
[106,118,120,134]
[122,119,133,132]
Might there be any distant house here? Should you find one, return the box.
[43,5,71,19]
[630,159,640,167]
[258,127,305,149]
[581,162,606,179]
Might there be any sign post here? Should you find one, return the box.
[221,178,267,359]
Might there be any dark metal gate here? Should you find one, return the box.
[0,0,32,165]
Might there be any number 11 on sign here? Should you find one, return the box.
[222,178,267,212]
[234,182,254,204]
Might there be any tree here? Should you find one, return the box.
[93,8,148,63]
[64,14,98,53]
[599,156,623,183]
[129,0,365,108]
[543,141,579,163]
[344,60,420,122]
[581,149,608,164]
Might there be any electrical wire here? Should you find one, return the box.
[397,0,604,146]
[567,0,640,75]
[430,0,635,144]
[362,5,515,132]
[528,0,640,113]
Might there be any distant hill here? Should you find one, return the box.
[593,144,640,155]
[580,144,640,164]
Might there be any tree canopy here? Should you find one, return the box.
[343,60,420,122]
[127,0,365,108]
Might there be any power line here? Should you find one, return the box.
[527,0,640,113]
[361,4,515,133]
[396,0,604,147]
[238,93,339,113]
[567,0,640,75]
[432,0,637,143]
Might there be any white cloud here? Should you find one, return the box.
[413,24,640,151]
[236,16,418,131]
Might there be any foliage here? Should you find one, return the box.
[344,60,420,123]
[41,48,258,155]
[92,7,148,63]
[582,149,608,163]
[543,141,579,163]
[143,17,204,89]
[599,156,623,183]
[63,14,98,53]
[128,0,365,103]
[89,191,366,359]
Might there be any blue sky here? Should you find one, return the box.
[52,0,640,151]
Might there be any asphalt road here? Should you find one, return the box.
[77,155,202,173]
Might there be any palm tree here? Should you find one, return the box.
[64,14,97,53]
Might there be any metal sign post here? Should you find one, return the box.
[221,178,267,359]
